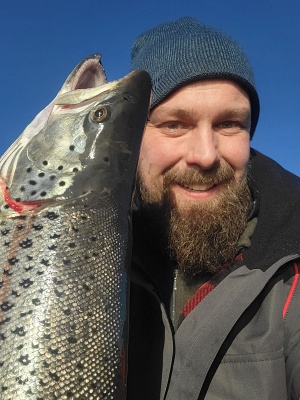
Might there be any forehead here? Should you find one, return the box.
[153,79,250,112]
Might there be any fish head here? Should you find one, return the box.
[0,55,151,215]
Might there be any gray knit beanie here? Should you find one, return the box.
[131,17,260,137]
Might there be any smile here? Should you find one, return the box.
[181,182,215,192]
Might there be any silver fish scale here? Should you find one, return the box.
[0,197,128,399]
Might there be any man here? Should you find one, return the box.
[127,17,300,399]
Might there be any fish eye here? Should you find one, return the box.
[90,106,110,123]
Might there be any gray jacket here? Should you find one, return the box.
[127,150,300,399]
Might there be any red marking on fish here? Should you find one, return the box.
[0,180,47,214]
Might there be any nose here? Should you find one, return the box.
[184,127,220,170]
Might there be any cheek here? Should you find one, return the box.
[138,131,176,177]
[220,136,250,180]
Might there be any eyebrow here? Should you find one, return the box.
[150,106,251,121]
[150,107,195,121]
[216,108,251,120]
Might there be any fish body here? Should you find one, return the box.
[0,55,151,399]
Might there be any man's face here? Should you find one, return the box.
[138,79,251,207]
[137,80,252,275]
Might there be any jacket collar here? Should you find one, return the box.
[244,148,300,270]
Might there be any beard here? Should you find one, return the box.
[136,162,252,277]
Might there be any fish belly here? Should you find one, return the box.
[0,198,129,399]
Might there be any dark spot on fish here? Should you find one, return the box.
[19,238,33,248]
[66,391,74,397]
[123,92,134,101]
[17,224,25,230]
[26,167,32,173]
[76,362,84,370]
[16,344,24,350]
[50,175,56,180]
[1,229,10,235]
[91,383,97,389]
[25,265,34,272]
[92,252,99,257]
[59,181,66,186]
[38,172,45,177]
[42,160,48,166]
[48,244,57,250]
[29,180,37,185]
[18,355,30,365]
[41,258,50,266]
[12,326,26,336]
[54,289,64,298]
[53,277,64,285]
[73,167,79,172]
[27,255,33,261]
[0,334,6,341]
[11,290,20,297]
[45,211,59,220]
[40,191,47,197]
[0,317,11,325]
[39,379,47,387]
[20,278,34,288]
[104,156,110,163]
[58,165,63,170]
[63,258,71,265]
[68,242,76,248]
[4,205,9,209]
[43,361,50,368]
[33,224,43,230]
[44,334,51,340]
[8,257,19,265]
[20,186,25,192]
[81,214,88,220]
[1,384,8,391]
[36,270,44,276]
[48,346,59,355]
[72,226,79,232]
[31,190,37,196]
[3,268,12,276]
[20,310,33,318]
[69,145,75,151]
[67,337,77,344]
[63,308,71,315]
[15,197,21,202]
[82,283,90,292]
[4,241,10,247]
[50,233,60,239]
[32,298,41,306]
[70,322,77,330]
[1,302,14,312]
[49,371,60,381]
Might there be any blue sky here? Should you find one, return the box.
[1,0,300,175]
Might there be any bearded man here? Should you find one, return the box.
[127,17,300,400]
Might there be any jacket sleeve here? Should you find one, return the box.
[284,262,300,400]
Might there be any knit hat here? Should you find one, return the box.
[131,17,260,137]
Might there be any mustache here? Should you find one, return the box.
[163,163,236,188]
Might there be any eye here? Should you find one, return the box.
[90,106,110,123]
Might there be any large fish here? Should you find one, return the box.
[0,54,151,399]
